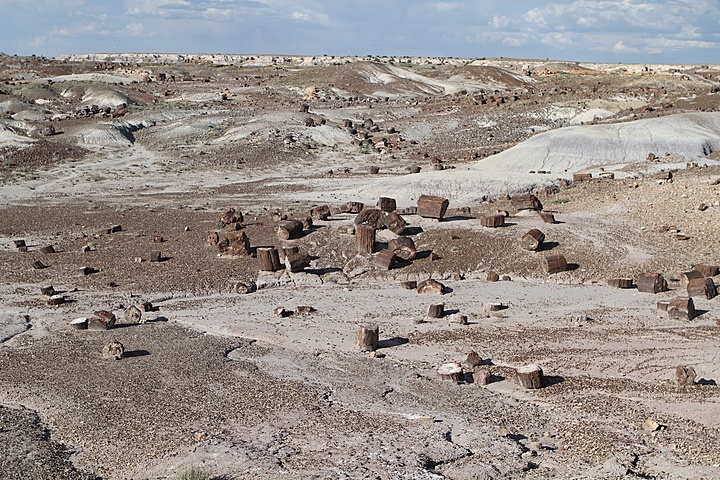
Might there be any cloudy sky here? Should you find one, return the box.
[1,0,718,63]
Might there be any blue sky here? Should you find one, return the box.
[1,1,718,63]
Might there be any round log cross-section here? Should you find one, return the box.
[276,220,303,241]
[258,247,282,272]
[521,229,545,251]
[437,362,464,384]
[516,364,544,389]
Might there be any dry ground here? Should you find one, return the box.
[1,54,720,479]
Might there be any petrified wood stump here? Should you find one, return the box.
[510,194,543,211]
[542,254,567,274]
[258,247,282,272]
[417,195,449,221]
[680,270,704,287]
[521,229,545,251]
[383,212,407,235]
[389,236,417,261]
[102,340,125,360]
[276,220,303,241]
[607,278,633,288]
[637,272,667,294]
[667,296,696,320]
[473,368,492,386]
[355,323,379,352]
[516,364,544,389]
[539,211,556,224]
[356,224,376,254]
[675,365,697,386]
[481,214,505,228]
[687,277,717,299]
[88,310,116,330]
[437,362,463,384]
[375,249,397,270]
[573,173,592,182]
[124,305,142,324]
[694,263,719,278]
[427,303,444,318]
[285,251,311,273]
[354,209,385,229]
[466,350,483,367]
[417,279,445,295]
[377,197,397,212]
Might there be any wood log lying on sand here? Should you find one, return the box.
[521,229,545,251]
[516,364,544,389]
[637,272,667,294]
[276,220,303,240]
[417,195,449,221]
[389,236,417,261]
[355,323,379,352]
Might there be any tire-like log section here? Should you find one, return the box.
[436,362,463,384]
[687,277,717,299]
[355,323,379,352]
[521,229,545,251]
[356,224,376,254]
[516,364,544,389]
[542,254,567,274]
[481,214,505,228]
[637,272,667,294]
[258,247,282,272]
[427,303,444,318]
[389,236,417,261]
[417,195,449,221]
[276,220,303,240]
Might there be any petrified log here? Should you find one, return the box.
[401,281,417,290]
[296,305,315,314]
[69,317,88,330]
[285,251,311,273]
[139,302,153,312]
[400,206,418,215]
[40,285,56,296]
[542,254,567,274]
[107,225,122,234]
[516,364,544,389]
[337,224,355,235]
[383,212,406,234]
[417,279,445,295]
[521,229,545,251]
[124,305,142,324]
[207,232,220,246]
[607,278,633,288]
[258,247,282,272]
[302,216,313,230]
[354,209,385,229]
[356,224,376,254]
[311,205,331,220]
[573,173,592,182]
[473,368,492,385]
[448,313,467,325]
[466,350,483,367]
[32,260,46,270]
[486,271,500,282]
[80,266,97,275]
[102,340,124,360]
[217,208,243,226]
[436,362,463,384]
[13,239,26,248]
[274,306,291,317]
[510,194,543,211]
[675,365,697,386]
[417,195,449,221]
[667,297,696,320]
[637,272,667,294]
[687,277,717,299]
[389,236,417,261]
[427,303,444,318]
[408,166,421,174]
[680,270,704,287]
[276,220,303,240]
[538,211,556,223]
[375,249,397,270]
[369,166,380,174]
[235,282,255,294]
[39,245,55,254]
[377,197,397,212]
[481,214,505,228]
[88,310,116,330]
[150,251,162,262]
[47,295,65,306]
[694,263,719,278]
[341,201,364,213]
[283,245,300,257]
[654,171,673,180]
[355,323,379,352]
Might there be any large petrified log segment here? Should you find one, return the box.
[510,194,543,211]
[389,236,417,261]
[427,303,444,318]
[680,270,704,287]
[687,277,717,299]
[481,214,505,228]
[102,340,125,360]
[375,249,397,270]
[356,224,376,254]
[538,211,556,224]
[516,364,544,389]
[694,263,719,278]
[667,296,696,320]
[377,197,397,212]
[542,254,567,274]
[384,212,407,235]
[436,362,463,384]
[417,279,445,295]
[417,195,449,221]
[217,208,243,227]
[88,310,116,330]
[637,272,667,294]
[521,229,545,251]
[354,209,386,229]
[607,278,633,288]
[258,247,282,272]
[284,251,311,273]
[355,323,379,352]
[276,220,303,240]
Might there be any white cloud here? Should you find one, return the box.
[490,16,509,29]
[541,32,573,47]
[612,40,639,53]
[431,2,463,12]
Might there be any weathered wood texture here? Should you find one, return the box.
[284,251,311,273]
[538,211,556,224]
[375,249,397,270]
[417,279,445,295]
[383,212,407,234]
[667,296,696,320]
[354,209,385,229]
[637,272,667,294]
[311,205,331,220]
[258,247,282,272]
[466,350,483,367]
[341,201,364,213]
[481,214,505,228]
[695,263,719,278]
[680,270,704,286]
[675,365,697,386]
[521,229,545,251]
[687,277,716,299]
[542,254,567,274]
[427,303,444,318]
[389,236,417,260]
[355,323,379,352]
[486,271,500,282]
[573,173,592,182]
[516,364,544,389]
[607,278,633,288]
[417,195,449,221]
[510,194,543,211]
[377,197,397,212]
[276,220,303,240]
[436,362,463,384]
[355,224,376,254]
[88,310,116,330]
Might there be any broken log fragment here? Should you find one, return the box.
[448,313,468,325]
[466,350,483,367]
[375,249,397,270]
[217,208,243,227]
[694,263,719,278]
[207,232,220,246]
[637,272,667,294]
[486,271,500,282]
[687,277,717,299]
[102,340,124,360]
[377,197,397,212]
[274,306,291,318]
[311,205,331,220]
[139,301,153,312]
[607,278,633,289]
[417,279,445,295]
[302,216,313,230]
[481,214,505,228]
[427,303,444,318]
[341,201,364,214]
[417,195,449,221]
[516,364,544,389]
[436,362,463,384]
[473,368,492,385]
[296,305,315,314]
[667,296,696,320]
[538,211,556,224]
[354,208,385,229]
[258,247,282,272]
[47,295,65,306]
[573,173,592,182]
[676,365,697,386]
[355,323,379,352]
[680,270,704,287]
[39,245,56,254]
[40,285,56,296]
[88,310,116,330]
[13,239,26,248]
[282,245,300,257]
[107,225,122,234]
[69,317,88,330]
[542,254,568,274]
[149,251,162,262]
[510,194,543,211]
[276,220,303,241]
[124,305,142,324]
[356,224,376,254]
[369,166,380,174]
[383,212,407,234]
[389,236,417,261]
[401,280,417,290]
[32,260,46,270]
[285,251,311,273]
[521,229,545,251]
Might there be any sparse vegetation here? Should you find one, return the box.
[177,465,212,480]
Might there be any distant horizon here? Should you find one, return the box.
[1,1,718,65]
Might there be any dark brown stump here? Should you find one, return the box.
[473,368,492,385]
[675,365,697,386]
[207,232,220,246]
[311,205,331,220]
[427,303,444,318]
[417,279,445,295]
[417,195,449,221]
[39,245,56,254]
[510,194,543,211]
[384,212,407,234]
[356,224,376,254]
[376,249,397,270]
[354,209,386,229]
[573,173,592,182]
[680,270,704,286]
[637,272,667,293]
[258,247,282,272]
[276,220,303,240]
[88,310,116,330]
[150,251,162,262]
[607,278,633,288]
[542,254,567,274]
[694,263,719,278]
[516,364,544,389]
[539,211,556,223]
[369,166,380,174]
[521,229,545,251]
[481,214,505,228]
[486,271,500,282]
[355,323,379,352]
[285,251,311,273]
[437,362,463,384]
[466,350,483,367]
[377,197,397,212]
[341,201,364,213]
[389,236,417,261]
[667,297,696,320]
[687,277,717,299]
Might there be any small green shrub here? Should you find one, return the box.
[177,465,211,480]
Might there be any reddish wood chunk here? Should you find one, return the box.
[258,247,282,272]
[538,211,556,224]
[694,263,719,278]
[481,214,505,228]
[637,272,667,294]
[356,224,376,254]
[486,271,500,282]
[680,270,704,286]
[542,254,567,274]
[667,296,696,320]
[607,278,633,288]
[473,368,492,385]
[573,173,592,182]
[296,305,315,314]
[465,350,483,367]
[377,197,397,212]
[687,277,716,299]
[276,220,303,240]
[375,249,397,270]
[417,195,449,221]
[88,310,116,330]
[354,209,386,229]
[383,212,407,235]
[356,323,379,352]
[207,232,220,246]
[516,364,544,389]
[675,365,697,386]
[510,194,543,211]
[427,303,444,318]
[389,236,417,261]
[417,279,445,295]
[285,251,311,273]
[521,229,545,251]
[217,207,243,226]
